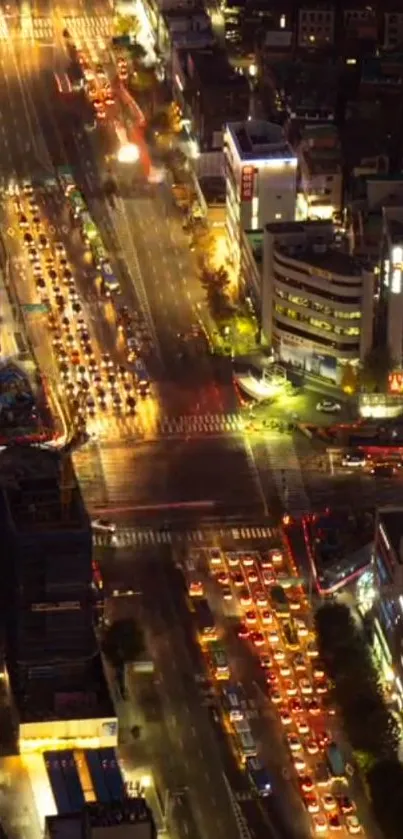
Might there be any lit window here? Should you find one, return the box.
[275,212,282,220]
[280,14,286,28]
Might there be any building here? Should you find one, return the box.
[46,799,156,839]
[224,119,297,272]
[383,9,403,50]
[171,45,249,152]
[297,123,343,221]
[380,205,403,366]
[240,220,374,381]
[297,4,335,50]
[369,506,403,707]
[0,447,115,752]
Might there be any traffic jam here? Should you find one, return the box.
[7,177,151,441]
[184,545,364,837]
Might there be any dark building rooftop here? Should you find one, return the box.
[16,652,114,723]
[0,446,88,533]
[46,798,156,839]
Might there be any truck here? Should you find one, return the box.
[269,585,290,617]
[193,597,216,642]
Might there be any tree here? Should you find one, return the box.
[129,42,147,64]
[314,603,399,760]
[360,344,395,393]
[340,362,358,395]
[200,265,234,322]
[114,14,140,37]
[102,618,145,668]
[367,759,403,839]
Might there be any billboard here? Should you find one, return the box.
[241,166,254,201]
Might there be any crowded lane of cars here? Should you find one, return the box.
[185,545,364,838]
[6,179,155,443]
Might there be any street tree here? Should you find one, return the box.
[360,344,395,393]
[200,265,233,323]
[367,759,403,839]
[102,618,145,668]
[314,603,399,760]
[114,14,140,37]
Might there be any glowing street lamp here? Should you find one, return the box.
[117,143,140,164]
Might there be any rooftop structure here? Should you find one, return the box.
[46,799,156,839]
[228,119,293,163]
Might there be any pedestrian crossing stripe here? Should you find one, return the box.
[158,413,243,435]
[92,525,275,549]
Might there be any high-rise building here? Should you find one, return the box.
[0,446,115,752]
[224,119,297,273]
[380,206,403,366]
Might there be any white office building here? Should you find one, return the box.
[261,220,374,383]
[224,119,297,274]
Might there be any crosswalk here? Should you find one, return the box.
[92,524,274,549]
[63,15,113,39]
[264,436,311,517]
[158,413,243,436]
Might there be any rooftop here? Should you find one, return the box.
[276,244,363,278]
[301,147,342,175]
[14,652,115,723]
[378,508,403,564]
[46,799,155,839]
[0,447,88,533]
[185,45,243,86]
[227,119,295,162]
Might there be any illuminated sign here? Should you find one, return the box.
[241,165,254,201]
[388,372,403,393]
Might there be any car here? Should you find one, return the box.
[316,399,341,413]
[268,630,280,644]
[232,572,243,587]
[322,793,337,812]
[227,553,240,567]
[263,569,275,585]
[23,232,33,246]
[345,815,362,834]
[316,679,328,695]
[279,707,292,726]
[307,641,319,658]
[279,662,291,677]
[247,570,258,583]
[222,587,232,601]
[328,813,342,831]
[238,623,249,640]
[271,690,282,705]
[251,630,264,646]
[269,549,283,565]
[289,698,303,714]
[295,618,309,638]
[299,678,313,695]
[370,464,396,478]
[303,793,319,814]
[317,730,331,748]
[113,394,122,407]
[245,610,257,625]
[312,814,328,834]
[284,679,297,696]
[293,755,307,773]
[217,572,229,585]
[306,699,321,715]
[273,648,285,662]
[261,609,273,626]
[296,719,310,735]
[338,796,354,815]
[265,671,278,689]
[18,213,29,228]
[35,277,46,290]
[260,654,272,670]
[255,591,268,607]
[341,452,366,468]
[293,653,306,672]
[299,774,314,793]
[38,234,48,250]
[240,589,252,606]
[313,664,326,680]
[306,737,319,755]
[286,734,302,752]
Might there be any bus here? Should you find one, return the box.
[326,743,346,780]
[283,621,299,651]
[209,642,230,680]
[269,585,290,617]
[193,597,217,642]
[233,717,250,736]
[222,684,245,721]
[237,730,257,760]
[246,757,272,796]
[100,260,119,292]
[81,211,98,243]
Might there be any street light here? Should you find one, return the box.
[117,143,140,164]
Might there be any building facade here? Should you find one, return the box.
[380,206,403,366]
[261,220,374,382]
[0,447,113,752]
[224,119,297,272]
[297,124,343,221]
